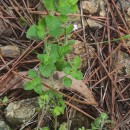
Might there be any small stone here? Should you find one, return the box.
[99,0,106,17]
[127,7,130,16]
[0,119,11,130]
[81,1,98,14]
[5,98,38,125]
[87,19,103,28]
[0,45,20,58]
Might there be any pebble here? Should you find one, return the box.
[0,45,20,58]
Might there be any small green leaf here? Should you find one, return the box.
[100,113,108,119]
[57,1,78,15]
[58,45,72,56]
[2,96,9,103]
[49,44,59,63]
[39,63,56,77]
[40,94,49,102]
[37,18,46,39]
[38,17,46,27]
[59,122,67,130]
[26,24,38,40]
[28,69,38,78]
[53,106,65,116]
[41,0,55,11]
[66,24,73,35]
[63,77,72,88]
[68,0,78,5]
[24,81,33,90]
[37,54,49,63]
[70,4,78,13]
[32,77,42,86]
[37,26,46,39]
[45,15,64,38]
[50,27,64,38]
[73,56,81,68]
[34,84,43,94]
[71,71,83,80]
[59,15,68,23]
[67,40,75,45]
[63,66,71,75]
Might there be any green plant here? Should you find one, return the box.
[86,113,111,130]
[78,127,86,130]
[78,113,111,130]
[24,0,83,129]
[38,90,66,130]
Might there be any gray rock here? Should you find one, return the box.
[5,98,38,125]
[99,0,106,17]
[81,1,98,14]
[0,119,11,130]
[87,19,103,28]
[0,45,20,58]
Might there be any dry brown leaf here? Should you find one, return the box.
[1,71,97,105]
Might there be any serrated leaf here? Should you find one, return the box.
[41,0,55,11]
[39,63,56,77]
[73,56,81,68]
[68,0,78,5]
[37,18,46,39]
[66,24,73,34]
[2,96,9,103]
[26,24,38,40]
[59,15,68,23]
[71,71,83,80]
[38,17,46,27]
[53,106,64,116]
[37,26,46,39]
[70,4,78,13]
[28,69,38,78]
[100,113,108,119]
[57,0,78,15]
[63,66,71,75]
[55,60,64,71]
[24,81,34,90]
[63,77,72,88]
[49,44,59,63]
[57,1,72,15]
[32,77,42,86]
[37,54,49,63]
[58,45,72,56]
[67,40,75,45]
[45,15,64,38]
[50,27,64,38]
[45,15,61,29]
[59,122,67,130]
[34,84,43,94]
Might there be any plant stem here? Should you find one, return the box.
[43,37,48,54]
[54,116,58,130]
